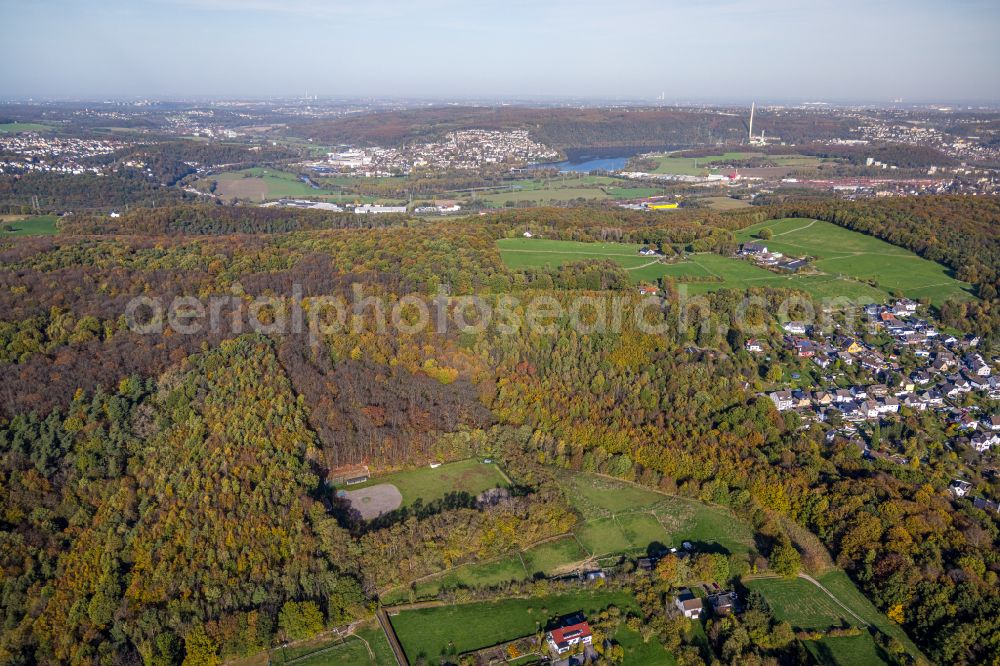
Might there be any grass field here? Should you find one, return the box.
[816,571,923,657]
[390,589,641,662]
[556,471,755,557]
[804,633,891,666]
[736,218,974,305]
[0,122,52,133]
[207,168,327,201]
[522,536,588,576]
[266,621,394,665]
[0,215,59,236]
[498,229,963,303]
[699,195,752,210]
[479,185,612,206]
[644,152,826,176]
[744,577,856,630]
[498,237,672,284]
[342,458,509,508]
[381,471,755,603]
[461,174,666,207]
[660,252,889,301]
[745,573,925,665]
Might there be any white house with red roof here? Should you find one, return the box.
[546,621,593,655]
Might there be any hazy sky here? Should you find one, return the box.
[3,0,999,102]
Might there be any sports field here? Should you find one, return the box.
[341,458,509,509]
[0,215,59,237]
[390,589,645,663]
[736,218,974,305]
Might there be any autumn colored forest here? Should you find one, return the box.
[1,196,999,665]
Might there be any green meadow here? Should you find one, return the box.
[0,122,53,134]
[0,215,59,237]
[268,620,395,666]
[497,236,890,298]
[342,458,509,508]
[499,220,971,304]
[736,218,974,305]
[381,471,755,603]
[643,151,826,176]
[390,589,643,663]
[498,237,675,284]
[745,573,924,665]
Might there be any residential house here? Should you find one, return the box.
[674,589,704,619]
[793,338,817,357]
[782,321,808,335]
[880,397,900,414]
[769,391,794,412]
[546,621,593,655]
[970,432,999,453]
[709,591,738,617]
[893,299,917,316]
[950,479,972,498]
[973,497,1000,514]
[841,338,865,354]
[834,389,854,404]
[869,384,889,398]
[740,242,767,255]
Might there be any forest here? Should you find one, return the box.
[287,106,857,150]
[0,195,998,664]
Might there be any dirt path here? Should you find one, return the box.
[773,219,816,236]
[627,258,664,271]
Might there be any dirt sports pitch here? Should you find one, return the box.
[342,483,403,520]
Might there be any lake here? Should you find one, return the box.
[529,145,684,173]
[531,155,631,173]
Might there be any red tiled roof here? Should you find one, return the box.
[549,621,592,646]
